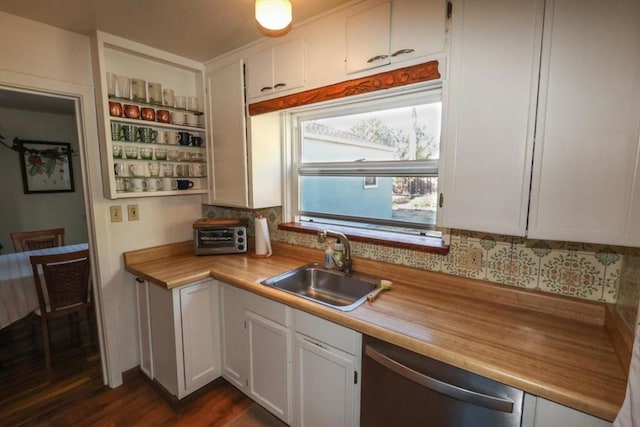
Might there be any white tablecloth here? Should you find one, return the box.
[0,243,89,329]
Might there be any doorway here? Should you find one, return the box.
[0,87,105,422]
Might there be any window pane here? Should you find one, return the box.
[302,102,441,163]
[300,176,438,228]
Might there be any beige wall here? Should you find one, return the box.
[0,106,88,253]
[0,11,203,386]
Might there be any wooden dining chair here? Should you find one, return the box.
[29,249,94,372]
[11,228,66,253]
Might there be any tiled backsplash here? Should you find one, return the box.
[203,205,639,304]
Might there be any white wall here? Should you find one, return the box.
[0,107,88,253]
[0,11,203,386]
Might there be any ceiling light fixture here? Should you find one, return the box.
[255,0,292,31]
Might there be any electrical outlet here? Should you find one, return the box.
[127,204,140,221]
[462,247,483,270]
[109,206,122,223]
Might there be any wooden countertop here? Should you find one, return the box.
[124,241,628,422]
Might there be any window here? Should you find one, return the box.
[287,86,442,237]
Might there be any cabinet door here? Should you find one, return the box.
[528,0,640,246]
[219,283,249,390]
[246,310,292,423]
[246,48,274,100]
[272,37,305,94]
[390,0,446,64]
[439,0,544,235]
[135,278,153,379]
[345,2,391,73]
[294,334,358,427]
[180,280,220,394]
[206,60,249,207]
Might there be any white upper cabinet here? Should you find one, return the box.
[206,60,282,209]
[345,0,446,74]
[528,0,640,246]
[246,37,305,100]
[439,0,544,236]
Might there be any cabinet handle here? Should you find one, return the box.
[391,48,415,57]
[273,83,286,89]
[365,345,515,414]
[439,193,444,208]
[135,277,144,283]
[260,86,273,92]
[367,54,389,63]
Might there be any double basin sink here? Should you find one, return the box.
[261,263,382,311]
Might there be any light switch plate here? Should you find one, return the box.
[127,204,139,221]
[110,205,122,223]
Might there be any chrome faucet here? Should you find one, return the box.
[318,229,352,275]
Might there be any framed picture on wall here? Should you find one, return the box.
[18,140,74,194]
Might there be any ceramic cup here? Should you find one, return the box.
[185,113,198,127]
[147,82,162,105]
[156,110,171,123]
[135,127,156,143]
[166,131,179,145]
[124,104,140,119]
[126,177,144,192]
[162,177,178,190]
[111,122,123,141]
[114,162,128,177]
[131,78,146,102]
[116,76,131,99]
[109,101,123,117]
[143,177,162,192]
[147,162,160,177]
[178,150,190,162]
[120,124,135,142]
[190,136,203,147]
[171,111,186,125]
[178,132,191,146]
[128,163,146,177]
[176,179,194,190]
[141,107,156,121]
[189,163,203,177]
[175,164,189,177]
[161,163,174,177]
[187,96,200,112]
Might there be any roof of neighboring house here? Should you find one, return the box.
[304,122,373,145]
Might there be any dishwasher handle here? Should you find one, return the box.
[365,345,515,414]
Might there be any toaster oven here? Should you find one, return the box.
[193,219,247,255]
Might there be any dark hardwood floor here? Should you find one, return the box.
[0,313,254,426]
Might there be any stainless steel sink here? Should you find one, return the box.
[261,263,380,311]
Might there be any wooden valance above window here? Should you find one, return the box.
[247,60,440,116]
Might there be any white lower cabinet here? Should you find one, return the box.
[136,278,221,399]
[293,310,361,427]
[219,282,293,424]
[522,394,611,427]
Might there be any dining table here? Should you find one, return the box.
[0,243,89,329]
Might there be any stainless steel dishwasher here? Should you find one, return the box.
[361,336,524,427]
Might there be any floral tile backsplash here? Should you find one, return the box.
[203,205,639,304]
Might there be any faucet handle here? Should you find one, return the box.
[317,230,328,242]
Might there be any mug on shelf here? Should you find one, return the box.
[185,113,198,127]
[114,162,128,177]
[161,163,174,177]
[141,107,156,121]
[178,132,191,146]
[175,95,186,109]
[187,96,200,112]
[190,136,203,147]
[109,101,123,117]
[124,104,140,119]
[176,179,194,190]
[128,163,146,177]
[162,177,178,190]
[148,162,160,177]
[135,126,156,143]
[171,111,186,125]
[115,177,125,192]
[126,177,144,192]
[143,177,163,192]
[166,131,179,145]
[156,110,171,123]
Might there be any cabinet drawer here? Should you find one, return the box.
[294,309,360,355]
[245,291,290,327]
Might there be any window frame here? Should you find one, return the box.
[283,82,443,235]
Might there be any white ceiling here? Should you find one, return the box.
[0,0,354,62]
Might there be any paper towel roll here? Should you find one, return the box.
[254,216,272,257]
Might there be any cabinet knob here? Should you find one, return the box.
[391,48,415,57]
[367,54,389,64]
[260,86,273,92]
[273,83,286,89]
[135,277,145,283]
